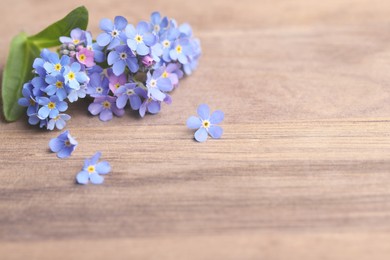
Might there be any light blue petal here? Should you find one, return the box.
[49,137,64,153]
[107,50,119,65]
[210,110,224,124]
[137,21,150,34]
[113,60,126,76]
[57,146,73,158]
[158,78,173,92]
[208,125,223,139]
[148,101,160,114]
[127,39,137,51]
[55,118,66,130]
[186,116,201,129]
[100,18,114,32]
[114,16,128,30]
[197,104,210,120]
[107,38,121,50]
[151,12,161,24]
[38,106,50,119]
[143,33,156,46]
[96,161,111,174]
[129,95,141,110]
[88,102,103,115]
[90,173,104,184]
[136,43,149,56]
[96,33,111,47]
[76,171,89,185]
[91,152,102,165]
[49,108,59,119]
[194,127,208,142]
[149,88,165,101]
[56,101,68,112]
[18,98,29,107]
[116,94,128,109]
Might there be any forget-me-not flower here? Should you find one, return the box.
[47,114,71,130]
[86,73,109,97]
[107,45,139,76]
[76,152,111,185]
[97,16,128,49]
[49,130,78,158]
[146,67,173,101]
[187,104,224,142]
[115,83,143,110]
[88,95,125,121]
[18,83,39,116]
[126,21,156,56]
[60,28,86,46]
[63,62,89,90]
[38,95,68,119]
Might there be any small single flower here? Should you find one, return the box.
[96,16,128,49]
[150,12,169,36]
[159,27,180,62]
[38,95,68,119]
[86,73,109,97]
[49,130,78,158]
[76,47,95,67]
[76,152,111,185]
[67,84,87,103]
[88,95,125,121]
[43,52,70,76]
[126,21,156,56]
[47,114,71,130]
[115,83,143,110]
[60,28,86,45]
[18,82,39,116]
[146,66,173,101]
[161,63,183,88]
[186,104,224,142]
[107,68,127,93]
[170,38,192,64]
[63,62,89,90]
[107,45,138,76]
[44,74,68,101]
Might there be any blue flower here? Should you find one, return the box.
[115,83,143,110]
[47,114,71,130]
[60,28,86,46]
[18,82,39,116]
[67,84,87,103]
[170,38,192,64]
[107,45,139,76]
[150,12,168,36]
[86,73,109,97]
[96,16,128,49]
[43,52,70,76]
[138,88,171,117]
[126,21,156,56]
[186,104,224,142]
[38,95,68,119]
[63,62,89,90]
[44,74,68,100]
[33,49,53,77]
[146,67,173,101]
[88,95,125,121]
[159,27,180,62]
[49,130,78,158]
[76,152,111,185]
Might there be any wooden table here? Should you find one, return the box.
[2,0,390,259]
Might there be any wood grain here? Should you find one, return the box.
[2,0,390,259]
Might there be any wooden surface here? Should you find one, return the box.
[2,0,390,259]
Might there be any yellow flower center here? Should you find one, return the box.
[54,63,62,71]
[68,72,75,80]
[176,45,182,54]
[48,102,56,109]
[79,54,86,61]
[64,140,71,146]
[102,101,111,108]
[202,120,210,128]
[87,165,95,173]
[135,34,143,43]
[162,40,170,48]
[55,81,63,88]
[162,71,169,78]
[73,39,80,45]
[115,83,120,89]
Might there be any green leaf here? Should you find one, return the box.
[1,6,89,122]
[1,33,40,121]
[29,6,88,48]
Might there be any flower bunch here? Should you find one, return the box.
[18,12,201,128]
